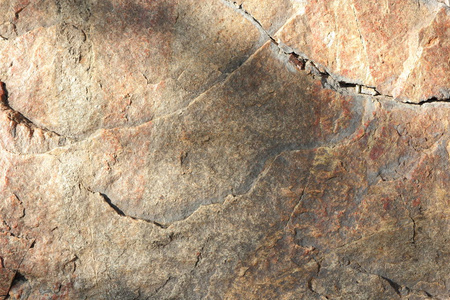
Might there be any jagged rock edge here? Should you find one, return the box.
[0,82,72,143]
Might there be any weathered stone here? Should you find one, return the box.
[275,0,450,103]
[0,0,449,299]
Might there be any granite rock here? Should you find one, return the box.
[0,0,449,299]
[276,0,449,103]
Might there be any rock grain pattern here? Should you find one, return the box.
[0,0,449,299]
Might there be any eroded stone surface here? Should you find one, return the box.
[0,0,449,299]
[276,0,450,103]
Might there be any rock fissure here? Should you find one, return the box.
[160,138,358,226]
[220,0,275,42]
[284,178,310,232]
[152,276,173,297]
[79,184,168,229]
[404,96,450,105]
[63,37,268,142]
[97,192,168,229]
[13,4,30,21]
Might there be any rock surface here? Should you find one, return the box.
[0,0,449,299]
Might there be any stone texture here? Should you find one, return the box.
[0,0,449,299]
[276,0,449,102]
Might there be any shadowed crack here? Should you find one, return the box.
[404,96,450,105]
[380,276,404,296]
[99,192,127,217]
[152,276,173,296]
[95,146,288,229]
[97,192,168,229]
[410,216,417,244]
[79,183,167,228]
[14,4,30,20]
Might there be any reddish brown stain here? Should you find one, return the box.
[369,144,384,160]
[289,54,306,71]
[381,198,391,210]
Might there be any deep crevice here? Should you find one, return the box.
[276,44,384,99]
[11,271,28,285]
[99,192,126,216]
[405,96,450,106]
[3,271,28,298]
[380,276,402,295]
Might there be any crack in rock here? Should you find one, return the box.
[14,4,30,20]
[152,276,173,296]
[98,192,168,229]
[404,96,450,106]
[92,146,289,228]
[80,184,168,229]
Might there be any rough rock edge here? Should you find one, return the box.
[0,82,72,145]
[221,0,450,105]
[78,148,286,229]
